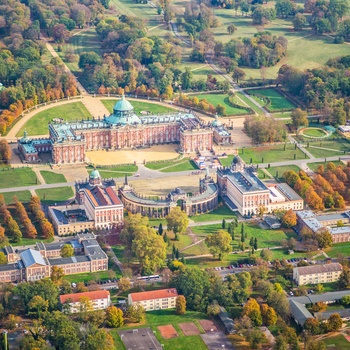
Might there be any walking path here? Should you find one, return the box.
[32,168,45,185]
[288,135,315,160]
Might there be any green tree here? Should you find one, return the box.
[205,230,232,260]
[176,295,186,315]
[0,252,6,265]
[222,219,226,229]
[293,13,307,30]
[105,306,124,328]
[260,303,277,326]
[316,228,333,248]
[83,327,115,350]
[246,328,266,349]
[338,266,350,288]
[166,207,189,234]
[28,295,48,319]
[232,67,246,83]
[216,103,226,116]
[181,67,193,90]
[243,298,262,326]
[118,277,131,292]
[227,24,237,34]
[327,313,342,331]
[304,317,320,335]
[158,223,163,235]
[61,244,74,258]
[51,266,65,283]
[254,238,258,250]
[126,304,145,323]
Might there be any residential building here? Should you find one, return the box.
[59,290,111,313]
[293,263,343,286]
[218,155,304,216]
[0,233,108,283]
[296,210,350,243]
[128,288,178,311]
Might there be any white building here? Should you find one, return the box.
[59,290,111,313]
[293,263,343,286]
[128,288,178,311]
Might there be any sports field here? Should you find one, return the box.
[16,102,92,137]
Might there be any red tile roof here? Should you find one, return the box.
[129,288,178,302]
[59,290,110,304]
[105,186,122,205]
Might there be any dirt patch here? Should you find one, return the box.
[86,144,179,165]
[199,320,218,333]
[158,325,178,339]
[179,322,200,336]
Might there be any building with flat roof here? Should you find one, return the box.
[217,156,304,216]
[0,233,107,283]
[293,263,343,286]
[60,290,110,313]
[128,288,178,311]
[297,211,350,243]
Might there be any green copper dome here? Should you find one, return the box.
[113,95,134,112]
[89,169,101,179]
[212,114,222,127]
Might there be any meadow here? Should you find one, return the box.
[40,171,67,184]
[0,168,38,189]
[35,187,74,204]
[247,88,296,111]
[16,102,92,137]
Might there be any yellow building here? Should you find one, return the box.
[293,263,343,286]
[128,288,178,311]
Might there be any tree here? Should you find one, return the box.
[51,266,64,283]
[245,328,266,349]
[76,282,88,293]
[60,244,74,258]
[52,24,70,43]
[316,228,333,248]
[342,295,350,306]
[306,341,326,350]
[79,52,102,69]
[339,267,350,288]
[227,24,237,34]
[243,298,262,326]
[0,252,6,265]
[118,277,131,292]
[166,207,189,234]
[273,335,288,350]
[291,108,308,129]
[176,295,186,315]
[254,238,258,250]
[205,230,232,260]
[232,67,246,83]
[281,209,297,228]
[28,295,48,319]
[181,67,193,90]
[105,306,124,328]
[207,301,221,315]
[260,249,273,262]
[311,302,327,312]
[327,313,342,331]
[158,223,163,235]
[79,296,93,313]
[126,304,145,323]
[293,13,307,30]
[84,327,115,350]
[41,219,54,239]
[260,303,277,326]
[222,219,226,229]
[304,317,320,335]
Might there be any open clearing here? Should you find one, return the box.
[179,323,200,336]
[101,99,177,115]
[86,144,179,165]
[16,102,92,137]
[192,93,251,116]
[247,88,295,111]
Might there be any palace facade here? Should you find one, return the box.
[18,97,232,164]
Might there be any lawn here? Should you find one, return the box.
[145,158,185,170]
[325,242,350,258]
[305,139,350,158]
[266,165,301,181]
[0,168,38,189]
[111,309,209,350]
[63,271,112,284]
[302,128,328,137]
[16,102,92,137]
[161,160,198,172]
[247,89,295,111]
[192,93,251,116]
[87,165,138,173]
[88,170,132,179]
[35,186,74,204]
[307,147,348,158]
[40,171,67,184]
[0,191,32,204]
[322,334,350,349]
[11,237,54,247]
[101,99,176,115]
[239,144,308,164]
[235,92,263,115]
[190,203,236,223]
[307,161,343,172]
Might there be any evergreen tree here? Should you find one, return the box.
[251,247,255,255]
[249,237,254,247]
[241,231,245,243]
[254,238,258,250]
[222,219,226,229]
[172,244,176,255]
[241,223,244,235]
[158,223,163,235]
[175,248,179,259]
[181,256,185,264]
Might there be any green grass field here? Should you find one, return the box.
[235,92,263,115]
[101,100,176,115]
[161,160,198,172]
[16,102,92,137]
[305,139,350,158]
[145,158,184,170]
[190,204,236,223]
[0,191,32,204]
[266,165,301,181]
[322,334,349,349]
[88,170,132,179]
[239,144,308,164]
[88,165,138,172]
[40,171,67,184]
[247,89,295,111]
[307,161,343,172]
[111,309,209,350]
[11,237,54,247]
[0,168,38,189]
[325,242,350,258]
[302,128,328,137]
[192,93,251,116]
[35,186,74,204]
[63,271,112,283]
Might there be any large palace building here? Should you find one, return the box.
[18,97,232,164]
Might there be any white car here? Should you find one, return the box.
[289,291,294,296]
[134,173,140,177]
